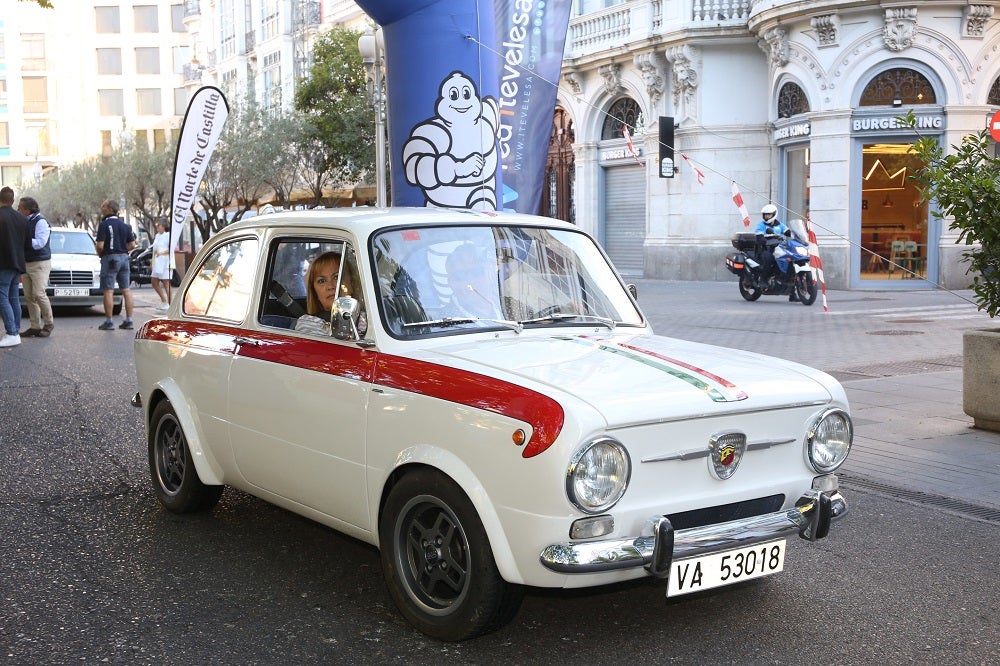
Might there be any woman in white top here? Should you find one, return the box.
[149,220,172,311]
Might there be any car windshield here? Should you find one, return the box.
[371,224,643,338]
[51,231,96,255]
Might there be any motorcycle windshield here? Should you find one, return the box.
[787,218,808,243]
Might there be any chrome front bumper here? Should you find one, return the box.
[539,489,848,577]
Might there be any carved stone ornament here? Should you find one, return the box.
[598,63,623,96]
[564,71,583,96]
[633,52,664,106]
[811,14,839,47]
[762,27,789,68]
[667,45,699,122]
[883,7,918,52]
[964,5,994,38]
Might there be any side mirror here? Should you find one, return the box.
[627,284,638,301]
[332,296,360,340]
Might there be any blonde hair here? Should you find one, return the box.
[305,251,341,315]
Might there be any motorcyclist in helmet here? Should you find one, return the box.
[753,204,799,301]
[754,204,789,237]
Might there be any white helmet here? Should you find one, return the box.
[761,204,778,219]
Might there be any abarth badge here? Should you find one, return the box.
[709,432,747,480]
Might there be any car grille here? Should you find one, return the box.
[666,494,785,530]
[49,270,95,287]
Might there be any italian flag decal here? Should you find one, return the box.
[557,336,748,403]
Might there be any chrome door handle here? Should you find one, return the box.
[234,336,261,347]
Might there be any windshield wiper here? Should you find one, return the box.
[519,312,617,330]
[403,316,523,333]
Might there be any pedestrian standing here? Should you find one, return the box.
[94,198,136,330]
[0,186,29,348]
[149,219,172,311]
[18,196,54,338]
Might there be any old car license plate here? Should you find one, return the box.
[54,287,90,297]
[667,539,785,597]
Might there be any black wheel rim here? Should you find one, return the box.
[796,275,816,303]
[394,496,471,615]
[154,414,187,496]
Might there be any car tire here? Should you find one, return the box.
[379,468,523,641]
[148,399,223,513]
[112,301,123,315]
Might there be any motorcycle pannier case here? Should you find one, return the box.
[725,252,746,274]
[731,233,758,252]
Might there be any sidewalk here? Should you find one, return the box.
[839,369,1000,514]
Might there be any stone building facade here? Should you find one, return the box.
[555,0,1000,289]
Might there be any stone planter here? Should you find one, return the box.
[963,328,1000,432]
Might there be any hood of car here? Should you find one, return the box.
[429,332,836,426]
[51,253,100,270]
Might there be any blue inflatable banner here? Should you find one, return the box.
[493,0,571,213]
[354,0,570,214]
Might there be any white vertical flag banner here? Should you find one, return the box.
[169,86,229,266]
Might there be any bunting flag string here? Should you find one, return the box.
[805,219,829,312]
[730,181,751,228]
[622,126,645,167]
[681,154,705,185]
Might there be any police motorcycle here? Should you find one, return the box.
[725,216,818,306]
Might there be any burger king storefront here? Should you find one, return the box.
[775,65,946,290]
[851,108,942,288]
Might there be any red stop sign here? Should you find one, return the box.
[990,110,1000,142]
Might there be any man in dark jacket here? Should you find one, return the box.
[0,186,29,348]
[18,196,53,338]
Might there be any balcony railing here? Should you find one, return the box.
[694,0,751,22]
[567,0,752,57]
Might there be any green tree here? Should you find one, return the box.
[111,135,175,242]
[190,100,300,242]
[20,1,54,8]
[26,157,113,231]
[294,26,375,205]
[907,113,1000,317]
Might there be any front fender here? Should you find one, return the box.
[373,445,525,585]
[146,378,226,486]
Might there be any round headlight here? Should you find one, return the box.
[566,437,630,514]
[806,408,853,473]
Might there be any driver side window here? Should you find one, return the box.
[258,238,365,338]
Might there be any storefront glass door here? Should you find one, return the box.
[860,142,930,282]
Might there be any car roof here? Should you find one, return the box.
[50,227,91,233]
[222,207,578,238]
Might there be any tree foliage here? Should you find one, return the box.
[294,26,375,201]
[907,112,1000,317]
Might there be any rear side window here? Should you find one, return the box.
[182,237,259,321]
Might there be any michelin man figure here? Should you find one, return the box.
[402,71,500,210]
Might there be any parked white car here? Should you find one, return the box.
[20,227,122,314]
[132,208,852,641]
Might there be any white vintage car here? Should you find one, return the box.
[132,208,851,641]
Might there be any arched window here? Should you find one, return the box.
[601,97,642,140]
[988,76,1000,105]
[777,82,809,118]
[859,68,935,106]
